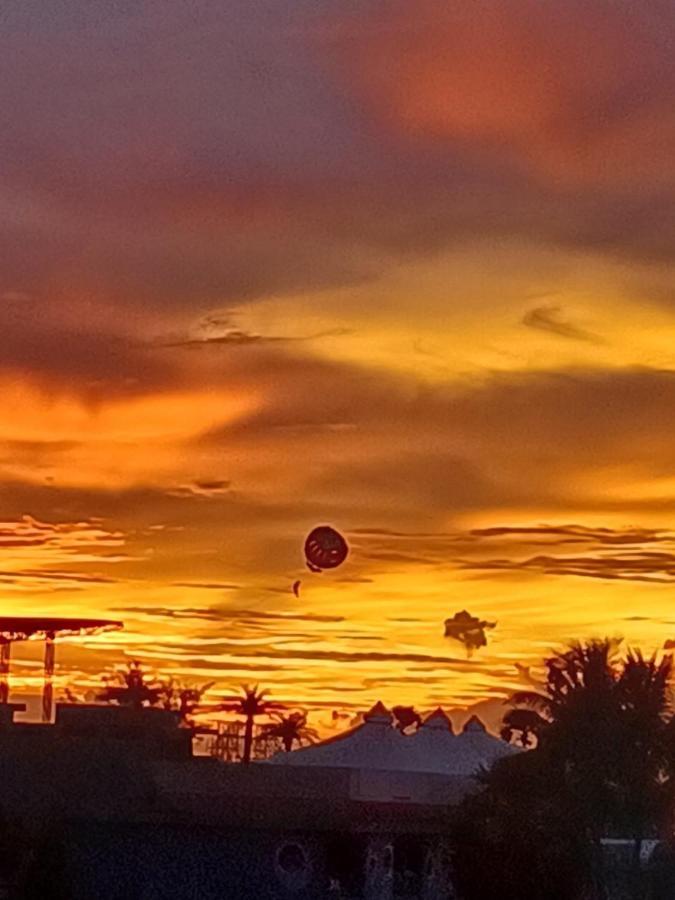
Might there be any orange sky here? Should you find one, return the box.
[2,0,675,729]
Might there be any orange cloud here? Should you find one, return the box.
[331,0,675,186]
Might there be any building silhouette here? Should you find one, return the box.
[0,699,669,898]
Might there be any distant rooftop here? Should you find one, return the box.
[268,701,518,776]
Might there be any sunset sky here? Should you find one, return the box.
[3,0,675,727]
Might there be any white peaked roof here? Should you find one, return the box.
[395,708,457,774]
[267,701,406,770]
[449,715,519,775]
[267,703,518,775]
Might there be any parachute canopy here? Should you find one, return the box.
[304,525,349,573]
[444,609,496,654]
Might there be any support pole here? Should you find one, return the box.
[42,632,55,723]
[0,639,11,705]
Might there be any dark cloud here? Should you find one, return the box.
[222,609,346,624]
[470,525,669,546]
[192,480,231,492]
[161,321,352,349]
[1,0,675,355]
[461,552,675,584]
[0,569,117,585]
[151,641,474,669]
[0,514,122,547]
[523,306,603,344]
[1,357,675,608]
[0,306,178,396]
[112,607,224,622]
[363,550,439,565]
[171,582,241,591]
[345,520,675,588]
[333,575,374,585]
[362,676,445,688]
[161,658,290,674]
[0,539,58,549]
[209,363,675,518]
[350,528,457,539]
[167,329,288,348]
[306,452,499,520]
[167,481,233,499]
[5,363,675,577]
[113,606,345,624]
[332,1,675,189]
[314,0,675,272]
[0,1,379,316]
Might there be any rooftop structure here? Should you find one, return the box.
[267,701,518,777]
[0,616,123,721]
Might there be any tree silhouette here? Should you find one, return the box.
[615,650,673,889]
[212,685,285,763]
[260,711,319,752]
[392,705,422,734]
[510,638,620,729]
[500,638,675,895]
[500,707,546,747]
[98,660,165,710]
[453,750,593,900]
[509,638,623,823]
[161,678,215,727]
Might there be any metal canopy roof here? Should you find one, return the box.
[0,617,123,641]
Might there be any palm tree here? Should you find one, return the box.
[510,639,619,724]
[500,707,546,747]
[508,639,622,776]
[505,639,674,896]
[161,679,215,727]
[616,650,673,890]
[213,685,285,763]
[98,660,165,710]
[259,711,319,752]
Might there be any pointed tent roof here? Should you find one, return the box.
[267,704,518,775]
[452,715,518,774]
[363,701,391,723]
[422,708,454,732]
[393,707,457,774]
[402,712,516,777]
[267,701,406,770]
[462,715,486,733]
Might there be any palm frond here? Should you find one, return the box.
[511,690,552,712]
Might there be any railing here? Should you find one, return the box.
[208,721,282,762]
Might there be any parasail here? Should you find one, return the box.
[304,525,349,573]
[444,609,496,654]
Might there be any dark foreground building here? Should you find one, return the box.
[0,702,672,899]
[0,703,463,898]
